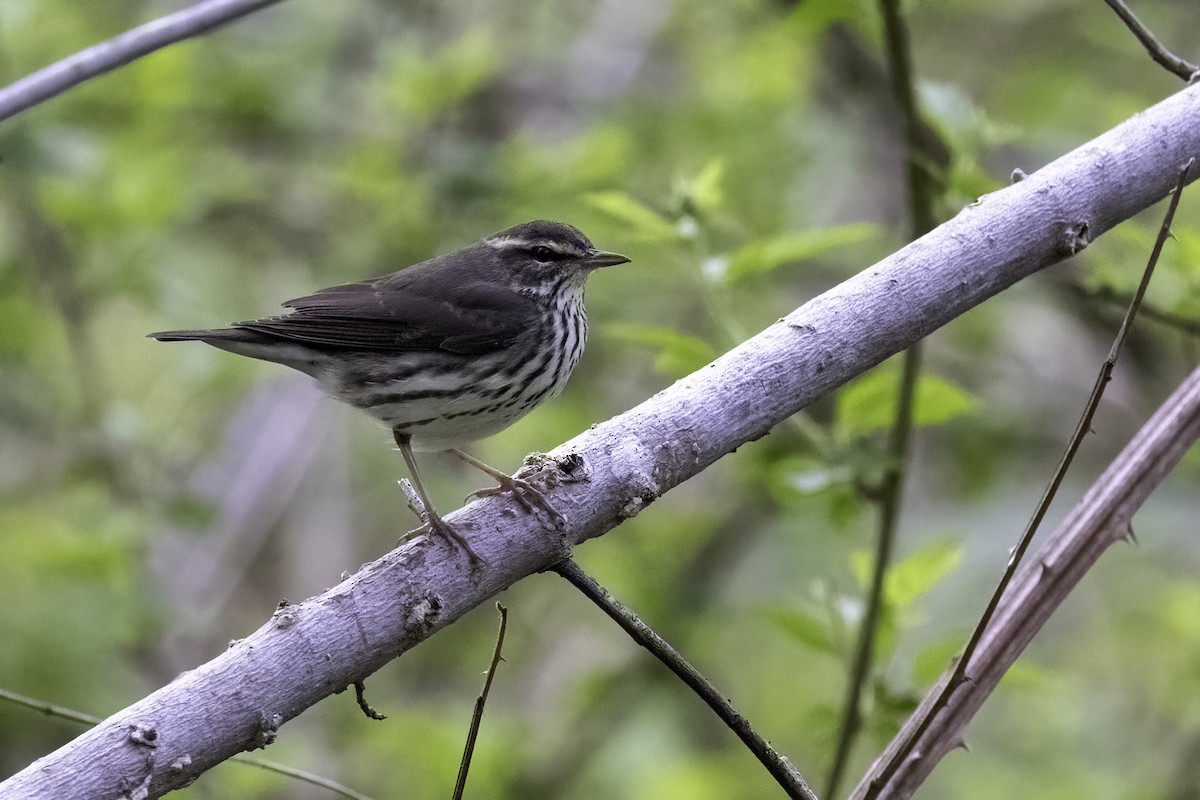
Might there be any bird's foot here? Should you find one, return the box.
[422,513,485,565]
[398,476,484,565]
[469,474,567,530]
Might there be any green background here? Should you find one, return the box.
[1,1,1199,798]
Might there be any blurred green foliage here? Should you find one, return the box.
[1,1,1199,798]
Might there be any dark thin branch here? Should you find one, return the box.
[826,349,919,800]
[864,157,1194,799]
[512,497,773,797]
[0,0,286,123]
[1103,0,1199,82]
[452,603,508,800]
[825,2,940,795]
[552,560,819,800]
[353,681,386,721]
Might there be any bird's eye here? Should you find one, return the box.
[529,245,561,262]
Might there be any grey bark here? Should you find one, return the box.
[0,0,286,123]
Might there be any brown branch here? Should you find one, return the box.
[853,359,1200,798]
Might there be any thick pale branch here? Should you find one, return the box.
[0,0,285,123]
[852,361,1200,799]
[2,83,1199,800]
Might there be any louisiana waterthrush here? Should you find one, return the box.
[151,220,630,561]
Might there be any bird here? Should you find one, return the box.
[150,220,630,562]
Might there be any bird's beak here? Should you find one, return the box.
[583,250,631,269]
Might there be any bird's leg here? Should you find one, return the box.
[394,431,483,564]
[450,448,567,530]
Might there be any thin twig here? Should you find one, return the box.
[354,680,387,721]
[553,559,819,800]
[864,157,1194,799]
[0,688,103,727]
[234,758,376,800]
[452,603,509,800]
[1102,0,1200,82]
[514,501,772,797]
[0,0,286,122]
[853,362,1200,798]
[824,1,939,794]
[0,688,374,800]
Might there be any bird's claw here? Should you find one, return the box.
[468,475,567,530]
[421,514,485,565]
[399,476,484,565]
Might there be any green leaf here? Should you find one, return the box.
[765,454,866,529]
[581,191,678,241]
[793,0,866,31]
[849,540,962,621]
[763,606,838,656]
[604,322,717,377]
[866,680,921,742]
[837,370,899,437]
[997,660,1057,690]
[837,369,978,439]
[885,540,963,611]
[827,485,866,530]
[778,457,857,496]
[1171,229,1200,284]
[849,549,873,589]
[725,223,878,283]
[916,375,979,427]
[913,637,961,686]
[685,159,725,214]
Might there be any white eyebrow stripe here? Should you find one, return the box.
[485,237,587,256]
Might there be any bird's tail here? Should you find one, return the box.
[148,327,325,378]
[148,328,254,343]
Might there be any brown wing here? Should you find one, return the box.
[234,257,533,355]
